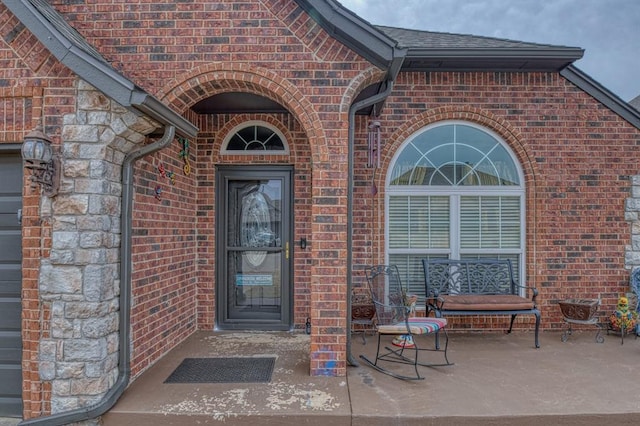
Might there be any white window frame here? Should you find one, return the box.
[385,121,526,290]
[221,120,290,155]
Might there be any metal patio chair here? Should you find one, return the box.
[359,265,453,380]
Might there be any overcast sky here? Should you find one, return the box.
[339,0,640,102]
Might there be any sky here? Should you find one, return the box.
[339,0,640,102]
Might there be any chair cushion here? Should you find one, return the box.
[439,294,534,311]
[378,317,447,335]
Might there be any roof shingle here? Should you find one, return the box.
[374,25,581,51]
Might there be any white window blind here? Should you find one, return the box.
[389,196,449,249]
[460,196,521,249]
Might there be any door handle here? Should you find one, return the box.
[285,242,289,260]
[17,208,22,225]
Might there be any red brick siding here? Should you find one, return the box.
[130,140,199,377]
[351,71,640,331]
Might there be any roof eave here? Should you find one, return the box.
[406,47,584,59]
[4,0,198,138]
[294,0,406,74]
[402,47,584,71]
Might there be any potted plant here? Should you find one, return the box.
[609,294,638,333]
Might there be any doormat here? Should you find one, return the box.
[164,357,276,384]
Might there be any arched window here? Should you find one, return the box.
[222,121,289,154]
[386,122,525,299]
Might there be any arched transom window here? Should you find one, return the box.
[386,122,525,299]
[222,121,289,154]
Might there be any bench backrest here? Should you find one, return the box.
[422,259,517,296]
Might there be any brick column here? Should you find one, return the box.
[309,159,348,376]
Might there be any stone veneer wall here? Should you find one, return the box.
[37,81,158,414]
[625,175,640,274]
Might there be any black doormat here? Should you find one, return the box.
[164,357,276,384]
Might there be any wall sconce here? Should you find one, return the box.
[21,124,60,197]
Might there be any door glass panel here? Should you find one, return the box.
[227,252,282,318]
[227,180,283,320]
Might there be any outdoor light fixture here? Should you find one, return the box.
[21,123,60,197]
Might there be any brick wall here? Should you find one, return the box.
[351,71,640,330]
[129,141,199,377]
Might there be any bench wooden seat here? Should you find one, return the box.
[422,258,541,348]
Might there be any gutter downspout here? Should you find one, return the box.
[19,125,176,426]
[347,82,394,367]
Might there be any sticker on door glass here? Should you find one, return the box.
[236,274,273,286]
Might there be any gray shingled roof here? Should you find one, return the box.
[372,25,584,72]
[631,95,640,111]
[374,25,580,51]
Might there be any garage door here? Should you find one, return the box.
[0,149,23,417]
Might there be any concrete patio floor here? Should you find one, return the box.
[103,329,640,425]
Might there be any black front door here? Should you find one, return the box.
[216,166,292,330]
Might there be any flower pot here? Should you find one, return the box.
[558,299,599,321]
[351,304,376,322]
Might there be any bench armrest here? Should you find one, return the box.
[426,293,446,312]
[513,283,538,306]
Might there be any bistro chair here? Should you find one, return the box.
[359,265,453,380]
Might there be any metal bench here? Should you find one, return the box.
[422,259,541,348]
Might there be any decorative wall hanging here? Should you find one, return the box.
[178,137,191,175]
[154,185,162,201]
[367,120,381,169]
[158,163,175,185]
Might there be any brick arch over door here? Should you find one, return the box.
[160,63,360,377]
[158,63,328,164]
[378,106,541,286]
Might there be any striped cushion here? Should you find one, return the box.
[378,317,447,335]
